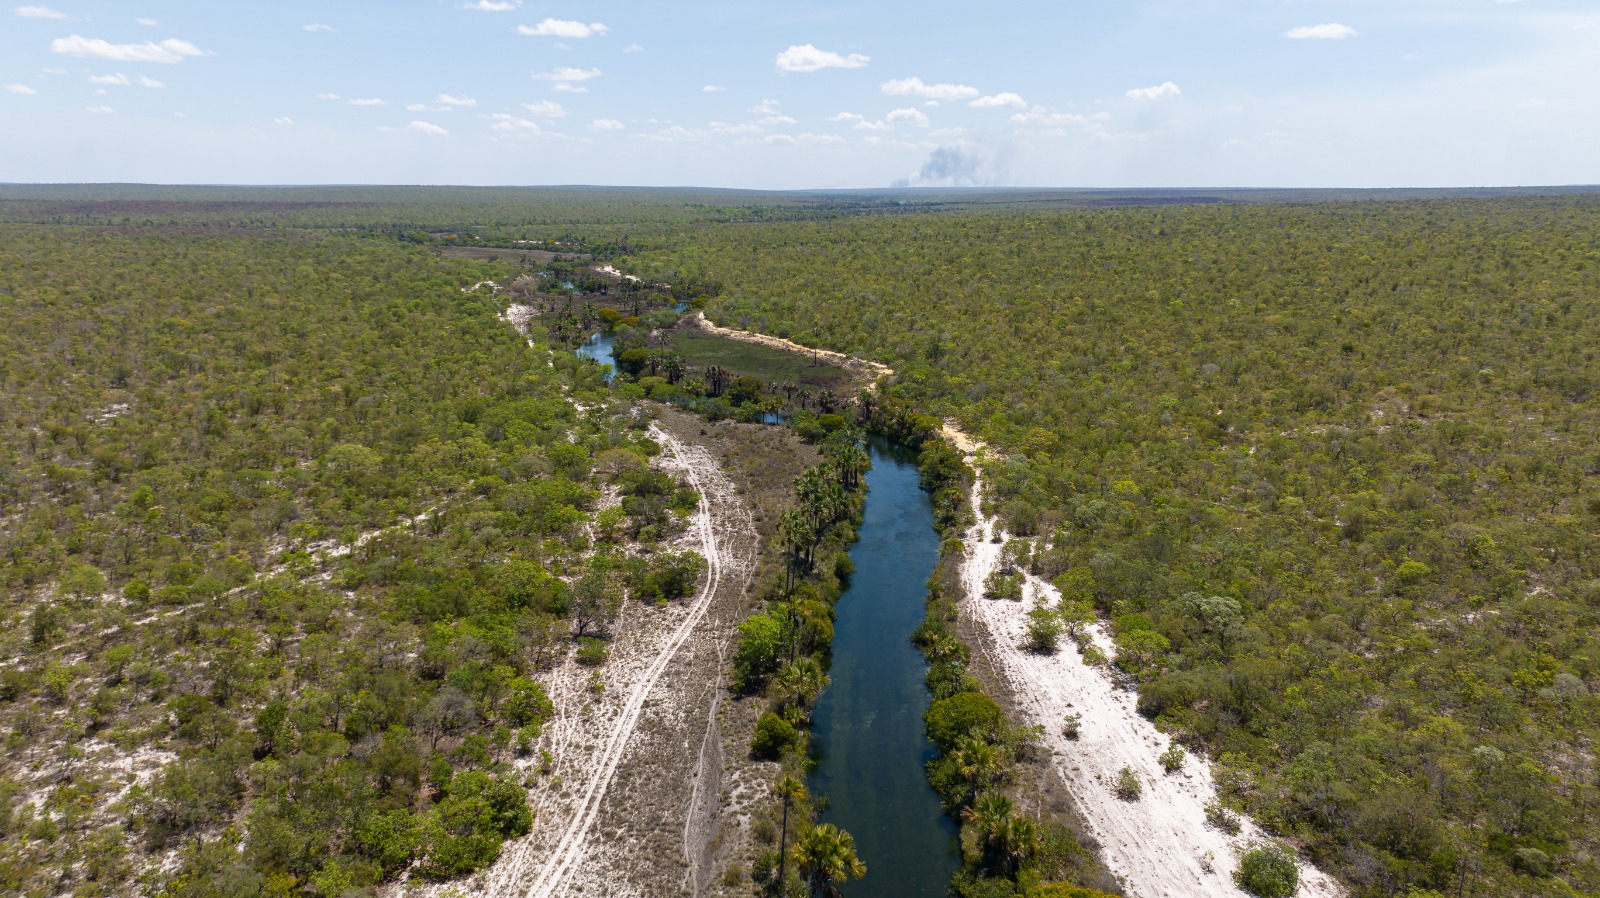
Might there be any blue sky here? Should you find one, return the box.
[2,1,1597,188]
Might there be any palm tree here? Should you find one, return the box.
[792,823,866,897]
[661,353,684,384]
[775,775,807,892]
[960,791,1038,874]
[951,736,1008,805]
[773,657,829,718]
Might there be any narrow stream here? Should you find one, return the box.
[575,332,615,382]
[808,440,960,895]
[573,334,956,890]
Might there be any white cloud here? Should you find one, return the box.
[881,76,977,100]
[406,103,428,111]
[518,18,608,38]
[970,92,1025,108]
[88,73,131,85]
[51,35,211,63]
[463,0,518,9]
[765,132,845,146]
[1126,80,1181,100]
[624,43,643,53]
[1009,106,1089,127]
[136,17,157,26]
[886,107,930,127]
[274,116,294,125]
[15,5,67,18]
[534,66,601,82]
[829,112,865,123]
[5,83,39,95]
[348,97,386,106]
[490,113,541,132]
[750,98,780,115]
[760,115,799,126]
[407,120,448,135]
[522,100,566,118]
[137,74,164,88]
[774,43,870,73]
[590,118,625,130]
[534,66,600,93]
[702,84,724,92]
[85,104,114,114]
[316,92,340,100]
[1284,23,1358,40]
[303,23,336,33]
[437,93,476,107]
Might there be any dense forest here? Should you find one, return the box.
[4,186,1599,898]
[0,222,711,895]
[621,197,1600,897]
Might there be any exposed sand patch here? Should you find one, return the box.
[950,426,1343,898]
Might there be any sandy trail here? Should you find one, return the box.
[951,429,1343,898]
[473,423,754,898]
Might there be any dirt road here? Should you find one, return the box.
[472,423,757,898]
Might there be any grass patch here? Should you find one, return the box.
[666,330,855,391]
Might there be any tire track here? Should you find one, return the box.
[511,425,733,898]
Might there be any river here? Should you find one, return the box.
[575,332,615,382]
[807,439,960,895]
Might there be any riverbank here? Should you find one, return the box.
[946,427,1344,898]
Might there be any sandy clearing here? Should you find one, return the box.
[951,430,1343,898]
[501,303,539,343]
[470,422,755,898]
[682,311,893,385]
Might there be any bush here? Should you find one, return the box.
[926,692,1007,752]
[1159,743,1185,773]
[1025,608,1063,653]
[1233,842,1299,898]
[1061,712,1082,739]
[1113,766,1142,800]
[751,712,798,760]
[1205,799,1242,834]
[984,571,1024,601]
[576,637,609,667]
[733,612,786,690]
[504,678,554,728]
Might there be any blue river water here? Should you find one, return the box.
[807,440,960,895]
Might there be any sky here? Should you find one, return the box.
[2,1,1598,189]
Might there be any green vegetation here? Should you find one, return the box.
[0,217,704,895]
[1235,842,1302,898]
[638,196,1600,897]
[8,186,1600,898]
[666,331,856,393]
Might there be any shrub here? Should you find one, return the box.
[1113,766,1142,800]
[576,637,609,667]
[926,692,1006,753]
[751,712,798,760]
[1025,608,1063,653]
[1233,842,1299,898]
[1159,743,1186,774]
[1061,712,1082,739]
[1205,799,1242,834]
[733,612,786,690]
[984,571,1024,601]
[504,678,554,728]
